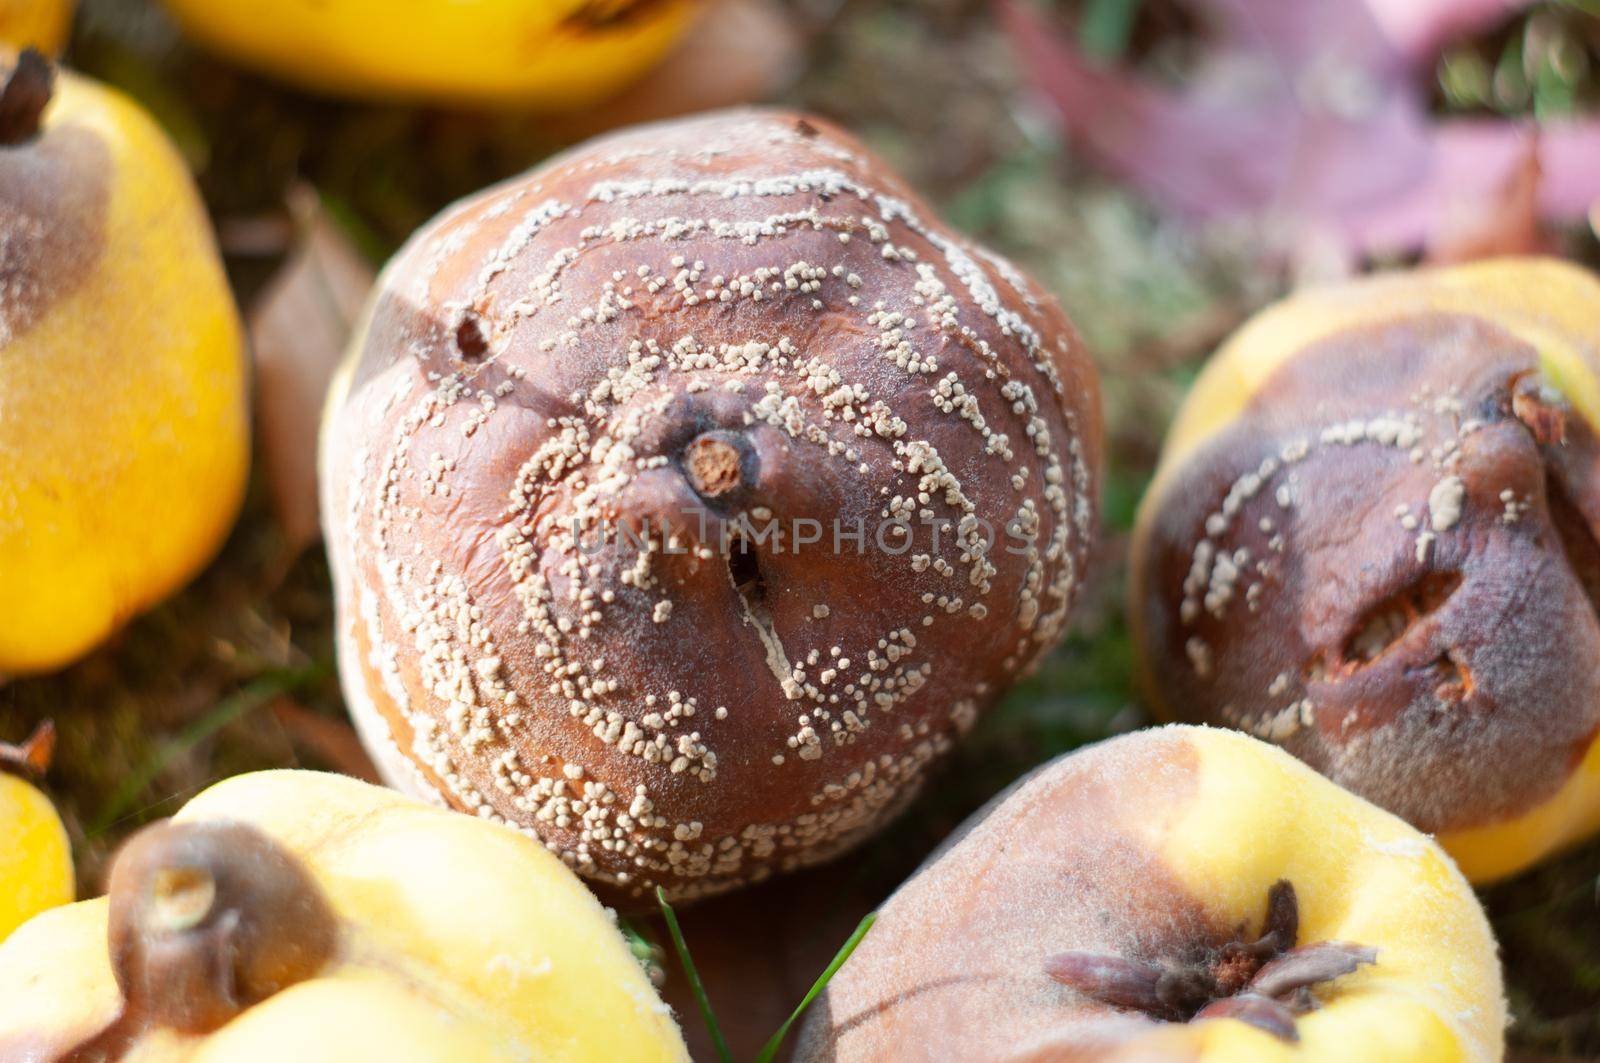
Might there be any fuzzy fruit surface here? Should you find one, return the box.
[0,54,248,675]
[158,0,700,106]
[794,725,1505,1063]
[1132,258,1600,883]
[0,770,689,1061]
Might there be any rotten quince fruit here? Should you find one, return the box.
[0,769,689,1061]
[0,51,249,676]
[1132,258,1600,883]
[795,725,1504,1062]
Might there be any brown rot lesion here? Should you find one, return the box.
[1045,881,1376,1043]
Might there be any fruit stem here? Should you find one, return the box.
[0,49,53,147]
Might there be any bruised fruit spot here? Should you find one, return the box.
[0,49,52,147]
[0,124,112,344]
[684,433,743,497]
[1045,880,1376,1043]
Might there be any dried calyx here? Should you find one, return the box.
[683,431,745,499]
[0,49,53,147]
[63,822,338,1058]
[0,720,55,777]
[1045,881,1376,1042]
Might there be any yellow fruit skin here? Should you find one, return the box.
[0,0,72,52]
[159,0,699,107]
[1165,728,1504,1063]
[0,770,690,1062]
[1133,257,1600,883]
[0,66,249,675]
[0,774,72,942]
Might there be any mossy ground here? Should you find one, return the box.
[3,1,1597,1058]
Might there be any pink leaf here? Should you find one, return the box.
[1000,0,1600,261]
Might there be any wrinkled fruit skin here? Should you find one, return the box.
[0,772,71,942]
[794,725,1505,1063]
[320,109,1102,906]
[1131,258,1600,883]
[0,0,72,53]
[0,57,248,675]
[0,770,689,1062]
[158,0,699,107]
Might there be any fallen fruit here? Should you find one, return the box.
[794,725,1505,1062]
[1131,257,1600,883]
[320,109,1103,906]
[0,722,72,943]
[0,769,690,1061]
[0,50,249,677]
[158,0,701,107]
[0,0,72,53]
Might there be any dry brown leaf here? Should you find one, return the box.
[249,187,375,555]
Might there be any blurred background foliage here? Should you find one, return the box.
[3,0,1599,1057]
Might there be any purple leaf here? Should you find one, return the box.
[999,0,1600,261]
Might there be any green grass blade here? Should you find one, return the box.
[656,887,732,1063]
[754,912,877,1063]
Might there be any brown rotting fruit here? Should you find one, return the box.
[320,108,1103,906]
[1131,258,1600,883]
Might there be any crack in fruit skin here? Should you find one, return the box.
[1046,881,1378,1043]
[321,110,1102,906]
[1132,262,1600,880]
